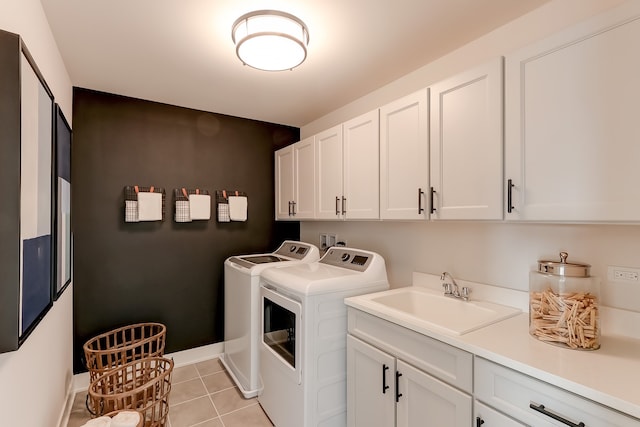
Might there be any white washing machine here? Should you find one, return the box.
[222,240,320,398]
[258,247,389,427]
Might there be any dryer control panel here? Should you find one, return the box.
[320,248,375,272]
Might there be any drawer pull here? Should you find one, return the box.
[529,403,585,427]
[476,417,484,427]
[335,196,340,216]
[395,371,403,402]
[382,364,390,394]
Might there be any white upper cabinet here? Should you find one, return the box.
[294,137,316,219]
[275,138,315,220]
[315,111,380,220]
[275,144,295,220]
[380,90,429,220]
[430,57,504,220]
[505,3,640,221]
[343,110,380,220]
[315,125,344,219]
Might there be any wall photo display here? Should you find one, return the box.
[19,46,54,339]
[54,104,72,299]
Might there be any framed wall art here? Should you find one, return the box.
[54,103,72,299]
[18,43,54,340]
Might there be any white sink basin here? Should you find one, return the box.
[347,286,521,336]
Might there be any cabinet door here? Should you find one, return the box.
[344,110,380,220]
[293,137,316,219]
[505,3,640,221]
[380,90,429,220]
[315,125,344,219]
[347,335,396,427]
[275,145,295,220]
[396,360,471,427]
[430,58,503,220]
[474,401,526,427]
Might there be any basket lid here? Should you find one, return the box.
[537,252,590,277]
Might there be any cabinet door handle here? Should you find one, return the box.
[288,201,292,216]
[291,201,296,216]
[335,196,340,216]
[507,179,515,213]
[395,371,403,402]
[342,196,347,215]
[382,364,390,394]
[529,403,585,427]
[430,187,436,214]
[476,417,485,427]
[418,188,425,214]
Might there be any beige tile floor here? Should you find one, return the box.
[66,357,274,427]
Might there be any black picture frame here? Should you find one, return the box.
[18,43,55,341]
[54,103,72,300]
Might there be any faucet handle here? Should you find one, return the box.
[442,282,452,294]
[461,286,470,300]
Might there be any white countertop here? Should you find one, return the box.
[345,274,640,420]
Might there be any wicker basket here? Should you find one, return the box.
[84,322,167,383]
[89,357,174,427]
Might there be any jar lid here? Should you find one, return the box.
[537,252,590,277]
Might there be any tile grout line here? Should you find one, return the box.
[200,368,226,427]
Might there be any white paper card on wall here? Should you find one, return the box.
[229,195,248,221]
[137,192,163,221]
[189,194,211,220]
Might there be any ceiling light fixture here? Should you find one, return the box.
[231,10,310,72]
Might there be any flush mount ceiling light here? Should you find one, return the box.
[231,10,310,72]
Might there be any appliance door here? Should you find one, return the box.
[261,285,302,385]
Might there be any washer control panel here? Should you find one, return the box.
[274,241,314,260]
[320,248,374,272]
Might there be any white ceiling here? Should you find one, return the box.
[40,0,549,128]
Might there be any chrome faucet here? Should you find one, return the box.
[441,272,470,301]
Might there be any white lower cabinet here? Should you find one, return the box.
[347,309,472,427]
[475,357,640,427]
[346,335,395,427]
[474,401,525,427]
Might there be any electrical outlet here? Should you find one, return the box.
[608,266,640,283]
[319,233,338,249]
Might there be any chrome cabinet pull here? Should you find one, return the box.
[291,201,296,216]
[430,186,436,214]
[342,196,347,215]
[382,364,390,394]
[335,196,340,216]
[529,403,585,427]
[395,371,403,402]
[418,188,425,214]
[507,179,515,213]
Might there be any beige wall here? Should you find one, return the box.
[300,0,640,314]
[301,221,640,312]
[0,0,73,425]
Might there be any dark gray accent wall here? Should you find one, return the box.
[72,88,299,372]
[0,30,21,353]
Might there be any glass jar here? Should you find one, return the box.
[529,252,600,350]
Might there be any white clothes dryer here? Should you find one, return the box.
[258,247,389,427]
[222,240,319,398]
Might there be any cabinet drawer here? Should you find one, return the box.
[475,357,640,426]
[347,308,472,393]
[474,401,525,427]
